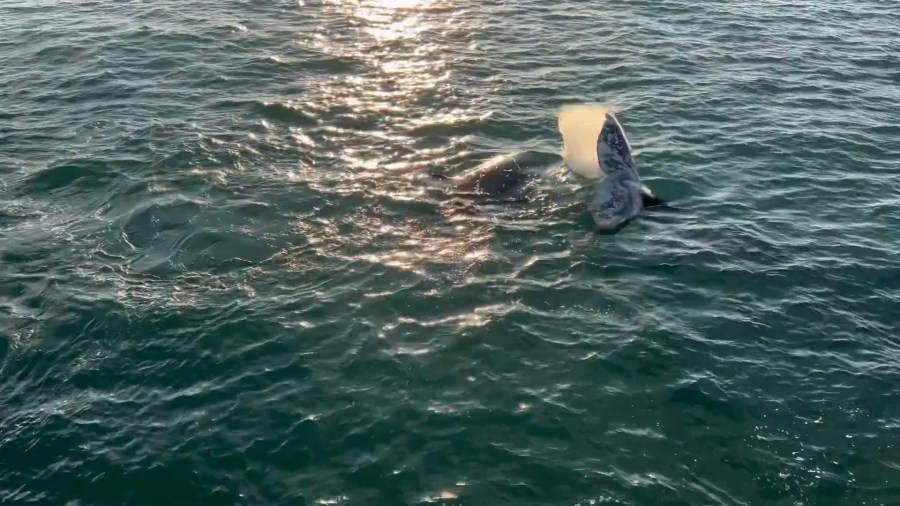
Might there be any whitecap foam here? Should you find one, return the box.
[557,103,620,179]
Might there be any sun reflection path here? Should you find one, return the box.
[372,0,426,9]
[295,0,477,177]
[275,0,496,276]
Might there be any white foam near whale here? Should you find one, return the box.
[558,104,613,179]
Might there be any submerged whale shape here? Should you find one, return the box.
[452,153,536,202]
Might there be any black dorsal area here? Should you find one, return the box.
[641,191,665,208]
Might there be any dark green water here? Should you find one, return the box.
[2,1,900,504]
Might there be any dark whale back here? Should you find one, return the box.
[452,153,537,202]
[641,191,665,208]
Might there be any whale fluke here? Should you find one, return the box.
[588,111,643,229]
[560,105,663,230]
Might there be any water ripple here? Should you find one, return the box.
[2,0,900,504]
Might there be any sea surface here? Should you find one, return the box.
[2,1,900,504]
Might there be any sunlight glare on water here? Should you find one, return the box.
[274,0,496,275]
[2,0,899,504]
[365,0,428,9]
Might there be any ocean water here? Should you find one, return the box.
[2,0,899,504]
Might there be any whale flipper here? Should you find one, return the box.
[589,112,644,230]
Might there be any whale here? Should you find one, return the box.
[559,105,666,231]
[590,111,659,230]
[427,151,547,212]
[431,105,666,229]
[451,152,538,202]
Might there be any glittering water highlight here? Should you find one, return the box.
[2,1,900,504]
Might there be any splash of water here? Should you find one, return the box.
[557,104,618,180]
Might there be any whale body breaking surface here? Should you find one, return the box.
[559,104,663,231]
[442,104,665,231]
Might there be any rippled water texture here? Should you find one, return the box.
[2,1,900,504]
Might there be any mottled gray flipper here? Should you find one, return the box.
[589,113,643,230]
